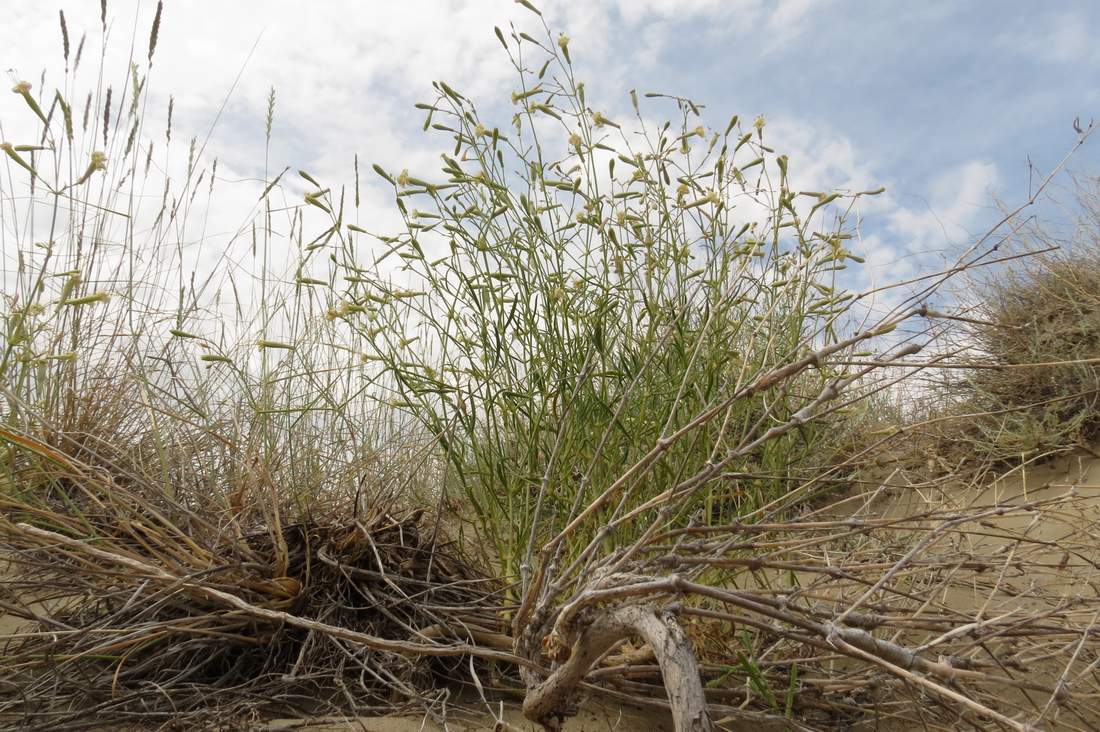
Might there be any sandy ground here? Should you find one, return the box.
[262,702,670,731]
[827,446,1100,731]
[852,447,1100,600]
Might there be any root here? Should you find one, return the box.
[523,604,711,732]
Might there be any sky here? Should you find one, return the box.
[2,0,1098,315]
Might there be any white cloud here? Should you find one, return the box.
[767,0,828,43]
[747,116,1003,306]
[886,160,999,254]
[766,116,877,192]
[997,11,1097,66]
[0,0,1003,334]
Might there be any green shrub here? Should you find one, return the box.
[326,20,885,582]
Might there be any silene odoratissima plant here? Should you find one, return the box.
[319,17,887,583]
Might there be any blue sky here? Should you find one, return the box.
[666,1,1099,194]
[2,0,1096,307]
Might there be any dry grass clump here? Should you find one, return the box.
[915,205,1100,473]
[0,428,504,730]
[968,251,1100,448]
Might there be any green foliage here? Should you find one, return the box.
[333,21,880,580]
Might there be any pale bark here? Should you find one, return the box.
[523,604,711,732]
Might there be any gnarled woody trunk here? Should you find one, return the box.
[522,604,712,732]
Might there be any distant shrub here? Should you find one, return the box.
[930,185,1100,467]
[334,22,890,582]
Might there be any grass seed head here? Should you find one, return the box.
[62,291,110,306]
